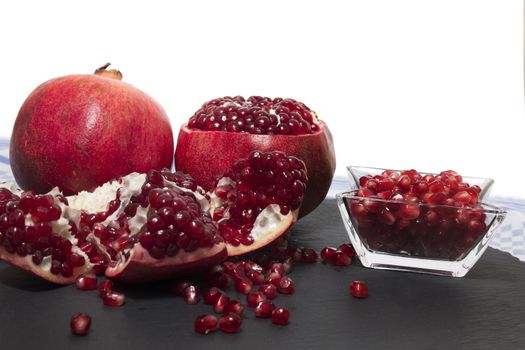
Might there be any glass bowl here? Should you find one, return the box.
[336,166,506,277]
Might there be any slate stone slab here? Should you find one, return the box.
[0,200,524,349]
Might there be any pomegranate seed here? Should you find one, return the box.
[258,284,278,300]
[246,270,265,285]
[103,291,126,307]
[320,247,337,263]
[300,248,318,263]
[194,315,218,335]
[246,291,267,307]
[70,313,91,336]
[255,301,276,318]
[213,293,230,314]
[172,280,192,296]
[350,281,368,299]
[337,243,356,257]
[277,276,295,294]
[208,271,231,289]
[224,299,245,316]
[331,251,352,266]
[218,313,242,333]
[203,287,224,305]
[234,278,253,295]
[98,279,113,297]
[182,285,200,305]
[265,272,282,286]
[75,273,97,291]
[271,308,290,325]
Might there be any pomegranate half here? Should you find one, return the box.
[10,63,174,195]
[175,96,335,218]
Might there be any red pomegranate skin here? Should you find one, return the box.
[10,74,174,195]
[175,121,335,217]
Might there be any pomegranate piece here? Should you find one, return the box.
[75,273,98,291]
[218,313,242,333]
[271,308,290,326]
[194,315,218,335]
[175,96,336,218]
[255,301,276,318]
[277,276,295,295]
[70,313,92,336]
[10,64,174,195]
[350,281,369,299]
[103,291,126,307]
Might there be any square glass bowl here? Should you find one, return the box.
[336,166,506,277]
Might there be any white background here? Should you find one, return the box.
[0,0,523,198]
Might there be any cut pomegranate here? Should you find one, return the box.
[175,96,336,218]
[194,315,218,335]
[271,308,290,325]
[255,301,276,318]
[70,313,91,336]
[218,313,242,333]
[350,281,369,299]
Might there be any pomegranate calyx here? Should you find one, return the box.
[94,63,123,81]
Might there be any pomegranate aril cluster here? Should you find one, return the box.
[0,188,86,277]
[214,151,307,247]
[125,169,223,260]
[187,96,320,135]
[349,169,488,260]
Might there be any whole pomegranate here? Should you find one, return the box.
[174,96,336,218]
[10,63,174,195]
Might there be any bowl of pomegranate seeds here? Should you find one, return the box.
[336,166,506,277]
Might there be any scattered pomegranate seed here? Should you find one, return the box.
[265,272,282,286]
[234,278,253,295]
[224,299,245,316]
[103,291,126,307]
[271,308,290,325]
[70,313,91,336]
[337,243,356,257]
[173,280,193,296]
[75,273,97,291]
[255,301,276,318]
[183,285,200,305]
[203,287,224,305]
[331,252,352,266]
[277,276,295,294]
[98,279,113,297]
[300,248,318,263]
[350,281,368,299]
[320,247,337,263]
[194,315,218,335]
[213,293,230,314]
[246,291,267,307]
[258,284,278,300]
[218,313,242,333]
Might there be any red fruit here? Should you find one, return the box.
[258,284,278,300]
[203,287,224,305]
[218,313,242,333]
[350,281,368,299]
[175,96,336,218]
[255,301,276,318]
[337,243,356,257]
[331,252,352,266]
[271,308,290,325]
[10,64,174,195]
[300,248,318,263]
[213,293,230,314]
[234,278,253,295]
[194,315,218,335]
[70,313,91,336]
[223,300,245,316]
[320,247,337,263]
[246,291,267,307]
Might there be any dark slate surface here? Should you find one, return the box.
[0,200,524,350]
